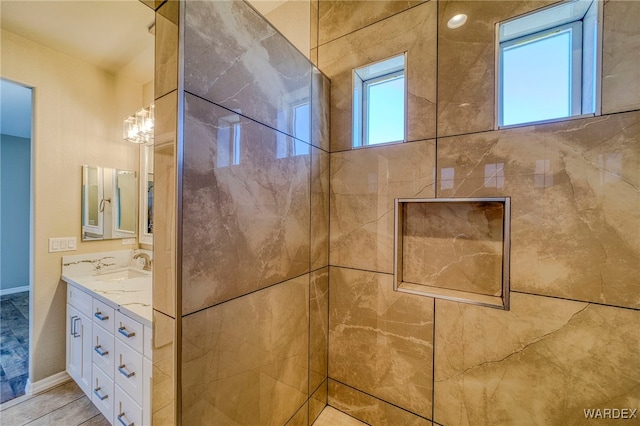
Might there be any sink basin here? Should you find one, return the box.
[96,269,150,281]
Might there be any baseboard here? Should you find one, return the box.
[0,285,29,297]
[25,371,71,396]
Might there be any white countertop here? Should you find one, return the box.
[62,272,153,327]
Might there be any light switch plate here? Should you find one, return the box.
[49,237,77,253]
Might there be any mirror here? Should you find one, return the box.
[139,143,154,245]
[82,165,137,241]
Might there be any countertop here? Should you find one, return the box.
[62,272,152,328]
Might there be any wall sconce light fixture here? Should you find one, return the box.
[123,104,154,144]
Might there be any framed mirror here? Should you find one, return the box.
[139,143,153,245]
[82,165,137,241]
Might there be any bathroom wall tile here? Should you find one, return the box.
[602,0,640,114]
[311,67,330,152]
[311,147,330,271]
[309,268,329,393]
[402,201,504,297]
[153,310,175,425]
[318,0,422,46]
[153,91,177,318]
[328,380,433,426]
[181,93,310,313]
[437,112,640,309]
[434,292,640,425]
[318,1,436,152]
[330,140,435,273]
[286,402,309,426]
[437,0,559,137]
[329,267,434,418]
[309,379,327,424]
[181,275,309,426]
[310,0,318,51]
[310,48,318,67]
[184,0,312,143]
[155,0,179,100]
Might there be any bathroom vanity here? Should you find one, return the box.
[62,250,152,426]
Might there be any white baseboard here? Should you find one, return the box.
[0,285,29,297]
[25,371,71,396]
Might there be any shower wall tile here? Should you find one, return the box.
[183,0,312,143]
[434,292,640,425]
[286,402,309,426]
[155,0,179,100]
[310,0,318,51]
[318,0,422,45]
[328,380,433,426]
[153,91,177,318]
[182,93,310,314]
[437,0,558,137]
[437,112,640,309]
[152,310,175,425]
[311,67,331,152]
[402,201,504,297]
[309,268,329,393]
[602,0,640,114]
[318,1,436,152]
[329,267,434,419]
[309,380,327,424]
[311,147,330,271]
[330,140,435,274]
[181,275,309,426]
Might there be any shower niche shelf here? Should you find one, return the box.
[394,197,511,310]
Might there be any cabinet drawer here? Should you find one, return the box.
[115,339,144,404]
[115,311,143,354]
[92,298,115,334]
[92,364,114,425]
[92,323,115,378]
[143,326,152,358]
[67,285,92,318]
[114,385,143,426]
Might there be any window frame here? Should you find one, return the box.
[495,0,602,129]
[353,53,407,148]
[498,21,583,127]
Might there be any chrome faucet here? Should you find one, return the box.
[133,253,152,271]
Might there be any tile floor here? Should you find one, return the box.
[313,406,367,425]
[0,291,29,404]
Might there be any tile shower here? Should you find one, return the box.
[151,0,639,424]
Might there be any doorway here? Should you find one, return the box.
[0,79,32,404]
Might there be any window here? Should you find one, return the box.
[497,0,599,127]
[217,116,242,167]
[353,54,406,147]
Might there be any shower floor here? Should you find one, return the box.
[313,406,366,425]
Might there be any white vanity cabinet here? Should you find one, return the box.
[66,282,152,426]
[67,285,93,396]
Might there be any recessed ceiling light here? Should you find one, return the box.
[447,14,468,29]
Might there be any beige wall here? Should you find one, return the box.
[1,29,144,383]
[318,0,640,424]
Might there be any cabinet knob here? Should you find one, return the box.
[94,345,109,357]
[118,326,135,338]
[94,311,109,321]
[118,364,135,378]
[117,412,134,426]
[93,387,108,401]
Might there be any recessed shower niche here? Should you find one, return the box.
[394,197,511,309]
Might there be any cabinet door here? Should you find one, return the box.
[66,304,92,397]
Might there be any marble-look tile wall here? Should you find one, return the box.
[152,0,330,424]
[153,1,180,424]
[317,1,437,152]
[317,0,640,424]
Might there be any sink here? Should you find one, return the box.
[95,269,150,281]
